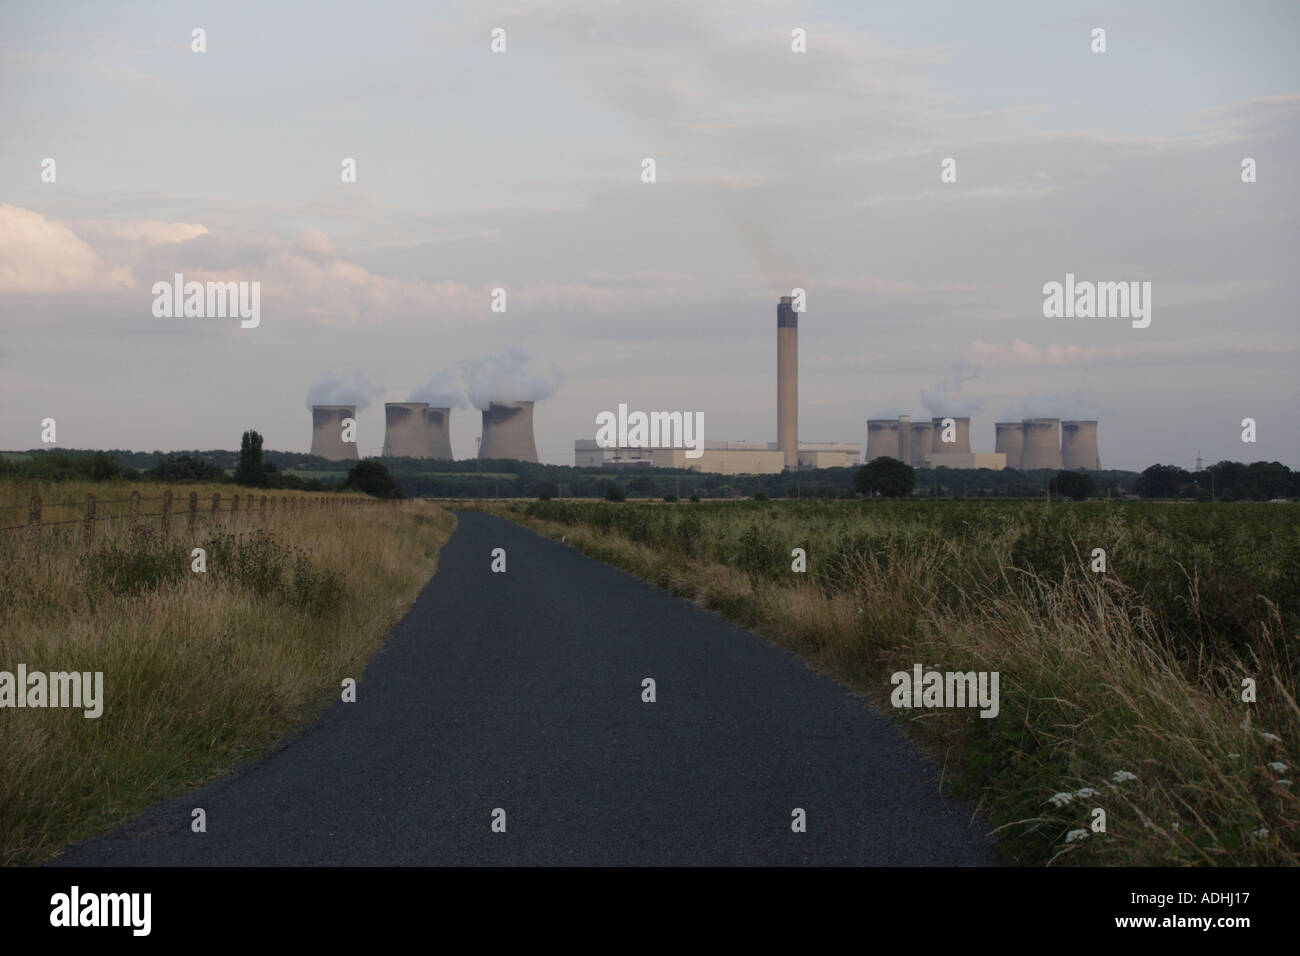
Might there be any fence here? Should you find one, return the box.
[0,491,391,553]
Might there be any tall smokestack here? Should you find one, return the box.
[382,402,430,458]
[777,296,798,471]
[909,421,934,466]
[478,401,538,462]
[310,405,359,461]
[1020,418,1063,470]
[995,422,1025,470]
[866,419,903,462]
[425,407,453,460]
[1061,420,1100,470]
[930,416,972,454]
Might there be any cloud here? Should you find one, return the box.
[0,204,133,292]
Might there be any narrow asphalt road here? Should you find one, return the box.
[52,512,994,866]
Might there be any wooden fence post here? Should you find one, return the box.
[231,494,240,519]
[129,491,140,530]
[83,494,96,548]
[212,493,221,520]
[162,490,173,537]
[189,492,198,533]
[27,494,41,558]
[260,495,267,521]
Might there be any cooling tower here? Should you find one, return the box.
[1062,420,1100,470]
[994,422,1025,470]
[777,296,798,471]
[425,407,453,460]
[478,401,538,462]
[310,405,359,461]
[866,419,904,462]
[1020,418,1063,470]
[382,402,430,458]
[930,416,972,455]
[909,421,934,466]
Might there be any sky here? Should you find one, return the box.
[1,0,1297,470]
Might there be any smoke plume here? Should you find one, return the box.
[921,363,982,416]
[463,347,562,410]
[409,367,466,408]
[306,370,381,411]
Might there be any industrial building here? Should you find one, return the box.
[574,440,858,474]
[867,415,975,466]
[575,297,859,474]
[1020,418,1064,471]
[1061,420,1101,471]
[382,402,432,458]
[994,422,1024,469]
[310,405,359,461]
[425,407,454,460]
[479,401,539,462]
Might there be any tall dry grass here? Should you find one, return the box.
[0,479,454,865]
[491,499,1299,865]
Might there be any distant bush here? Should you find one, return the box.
[604,485,626,502]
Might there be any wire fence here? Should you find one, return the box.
[1,490,393,551]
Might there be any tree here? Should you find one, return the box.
[87,451,121,482]
[1136,464,1191,499]
[603,484,626,502]
[345,460,403,499]
[234,430,267,487]
[853,457,915,498]
[1049,470,1096,501]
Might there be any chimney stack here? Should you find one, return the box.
[777,296,798,471]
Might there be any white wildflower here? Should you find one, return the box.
[1074,787,1098,798]
[1268,762,1288,773]
[1049,792,1074,808]
[1065,829,1089,843]
[1277,780,1292,788]
[1260,732,1282,743]
[1111,770,1138,783]
[1252,827,1269,838]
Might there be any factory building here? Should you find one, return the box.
[574,440,858,474]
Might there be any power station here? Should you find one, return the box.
[994,422,1024,469]
[1061,420,1101,471]
[862,413,1100,471]
[425,407,453,460]
[479,401,539,462]
[310,405,359,461]
[382,402,431,458]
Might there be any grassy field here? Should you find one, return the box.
[0,478,455,865]
[483,497,1299,866]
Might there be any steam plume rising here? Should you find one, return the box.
[307,371,381,412]
[464,347,561,411]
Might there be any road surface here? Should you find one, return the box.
[51,511,994,866]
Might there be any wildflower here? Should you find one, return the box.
[1277,780,1292,788]
[1268,762,1288,773]
[1252,827,1270,838]
[1227,753,1240,759]
[1111,770,1137,783]
[1074,787,1098,798]
[1170,821,1181,831]
[1065,829,1089,843]
[1049,792,1074,808]
[1260,732,1282,743]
